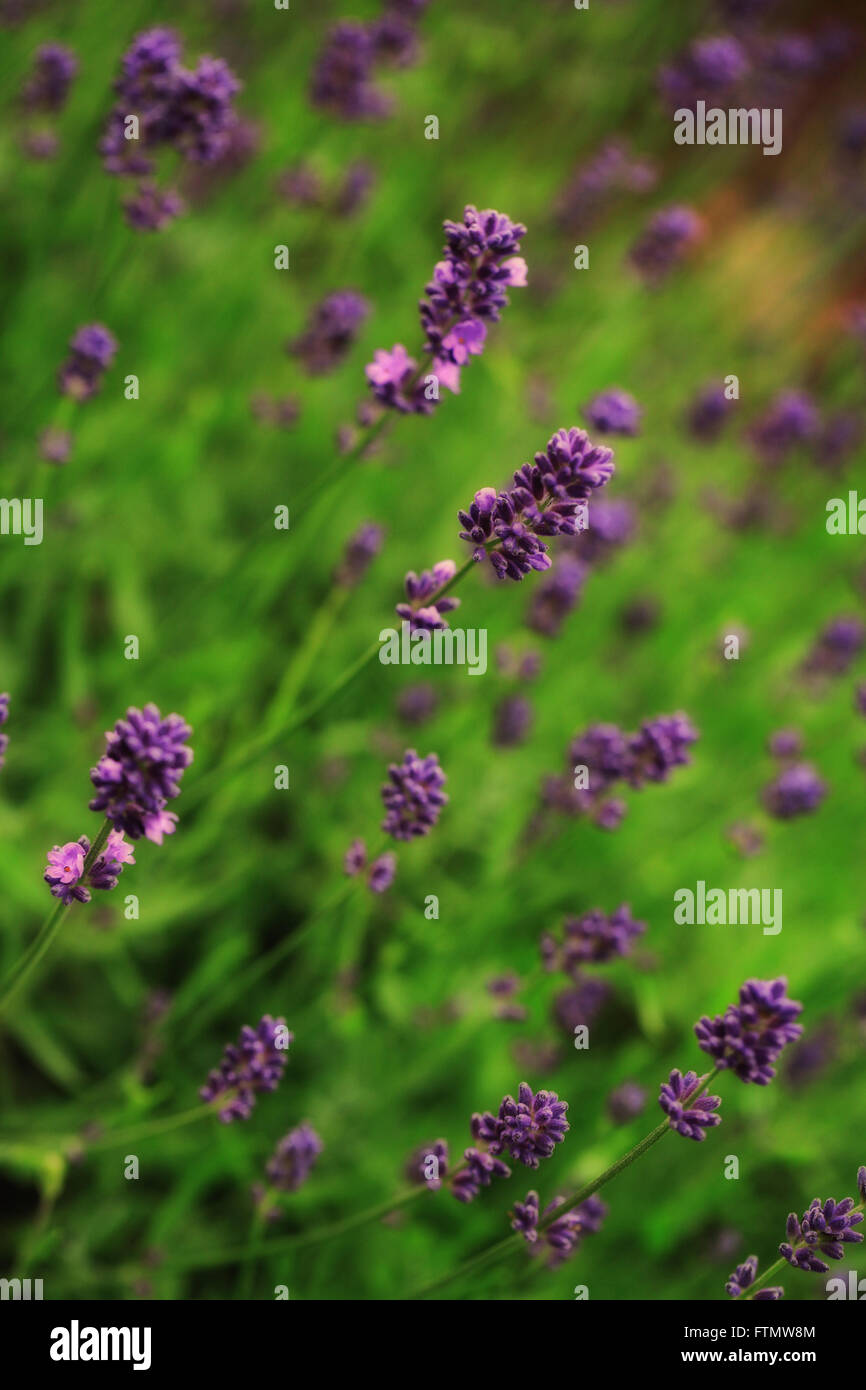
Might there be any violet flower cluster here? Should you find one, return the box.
[100,28,241,231]
[405,1139,449,1191]
[57,324,117,401]
[343,839,397,895]
[288,290,370,375]
[658,1069,722,1142]
[748,390,819,465]
[541,905,646,976]
[629,205,703,284]
[582,389,642,437]
[395,560,461,632]
[310,1,428,122]
[265,1122,323,1194]
[556,139,656,231]
[658,35,749,111]
[511,1191,607,1267]
[452,1083,569,1203]
[381,748,447,841]
[695,977,803,1084]
[725,1255,784,1300]
[44,831,135,905]
[802,615,864,679]
[19,44,77,157]
[366,205,527,414]
[459,427,615,582]
[0,692,8,770]
[686,381,737,441]
[543,712,699,829]
[200,1015,292,1122]
[89,703,193,843]
[335,521,385,588]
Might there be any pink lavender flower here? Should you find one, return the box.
[659,1069,722,1142]
[200,1015,292,1122]
[265,1123,323,1193]
[781,1190,864,1273]
[44,831,135,904]
[763,763,827,819]
[629,205,702,284]
[288,290,370,375]
[726,1255,784,1299]
[583,389,642,437]
[89,703,193,842]
[695,977,803,1084]
[367,206,527,414]
[472,1082,569,1169]
[395,560,461,632]
[381,749,447,841]
[21,44,78,112]
[57,324,117,400]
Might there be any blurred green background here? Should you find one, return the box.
[1,0,865,1301]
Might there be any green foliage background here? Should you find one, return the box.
[1,0,864,1301]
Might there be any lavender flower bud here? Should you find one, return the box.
[381,749,447,841]
[658,1069,722,1141]
[695,977,803,1084]
[265,1123,322,1193]
[200,1015,292,1122]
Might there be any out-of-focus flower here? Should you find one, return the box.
[368,851,397,894]
[57,324,117,400]
[335,521,384,587]
[763,763,827,819]
[492,695,533,747]
[802,616,864,678]
[607,1081,648,1124]
[0,692,8,770]
[686,382,737,441]
[526,557,587,637]
[541,905,646,976]
[556,139,656,231]
[405,1138,448,1190]
[381,749,447,841]
[288,290,370,375]
[726,1255,784,1299]
[265,1123,323,1193]
[122,182,183,231]
[629,205,703,283]
[396,683,438,725]
[748,391,819,465]
[21,43,78,112]
[659,35,748,111]
[200,1016,292,1122]
[582,389,642,437]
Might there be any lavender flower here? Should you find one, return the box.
[542,905,646,976]
[58,324,117,400]
[695,977,803,1084]
[310,22,390,121]
[367,206,527,414]
[335,521,384,587]
[686,382,736,441]
[803,616,864,677]
[763,763,827,819]
[571,498,635,566]
[781,1191,864,1273]
[659,1069,722,1142]
[748,391,819,465]
[405,1139,449,1190]
[381,749,447,841]
[200,1015,292,1122]
[628,712,699,786]
[44,831,135,904]
[492,695,533,748]
[368,851,397,894]
[122,182,183,231]
[277,161,322,207]
[767,728,802,759]
[21,44,78,112]
[288,291,370,375]
[395,560,461,632]
[333,159,376,217]
[526,557,587,637]
[629,205,702,284]
[582,389,642,437]
[556,140,656,231]
[396,683,438,725]
[265,1123,323,1193]
[511,1191,607,1265]
[659,35,748,111]
[344,838,367,876]
[89,703,193,842]
[472,1082,569,1169]
[452,1147,511,1203]
[725,1255,784,1299]
[459,428,614,583]
[607,1081,648,1124]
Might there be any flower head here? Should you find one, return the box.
[44,839,89,905]
[200,1015,292,1122]
[381,749,447,841]
[395,559,461,632]
[695,977,803,1084]
[725,1255,784,1299]
[368,851,397,894]
[583,389,642,437]
[659,1069,722,1141]
[89,703,193,841]
[542,905,646,976]
[473,1082,569,1168]
[405,1139,449,1190]
[58,324,117,400]
[629,205,702,283]
[289,290,370,375]
[780,1189,864,1273]
[763,763,826,819]
[451,1147,511,1203]
[265,1123,323,1193]
[22,44,78,112]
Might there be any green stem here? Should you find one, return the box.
[75,1103,212,1154]
[411,1068,720,1299]
[0,819,112,1018]
[742,1255,788,1300]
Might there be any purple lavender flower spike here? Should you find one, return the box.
[686,382,736,441]
[381,749,447,841]
[310,22,390,122]
[629,205,702,284]
[396,560,461,632]
[474,1082,570,1168]
[368,851,397,894]
[22,44,78,112]
[726,1255,784,1299]
[511,1190,541,1241]
[88,830,136,891]
[858,1167,866,1203]
[335,521,384,587]
[780,1190,863,1273]
[492,695,533,748]
[659,35,748,112]
[200,1015,292,1122]
[526,557,587,637]
[763,763,826,819]
[607,1081,647,1125]
[266,1123,322,1193]
[695,977,803,1084]
[44,839,89,905]
[767,728,802,760]
[803,616,864,678]
[659,1069,722,1141]
[365,344,432,414]
[583,389,642,437]
[58,324,118,400]
[556,140,656,232]
[452,1147,511,1203]
[544,1194,608,1265]
[333,159,376,217]
[405,1139,449,1190]
[544,905,646,977]
[122,183,183,231]
[748,391,819,465]
[89,703,193,842]
[344,838,367,876]
[628,712,698,786]
[289,290,370,375]
[571,498,635,566]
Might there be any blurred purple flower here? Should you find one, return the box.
[200,1015,292,1122]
